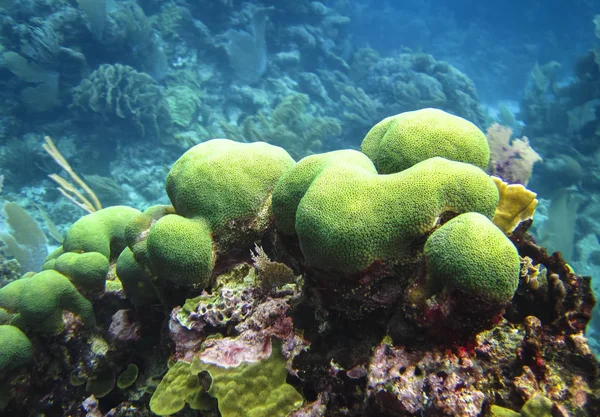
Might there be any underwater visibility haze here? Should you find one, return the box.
[0,0,599,416]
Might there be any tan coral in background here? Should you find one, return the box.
[487,123,542,186]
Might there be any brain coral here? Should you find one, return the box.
[146,215,214,287]
[166,139,295,235]
[0,324,32,376]
[360,108,490,173]
[272,149,374,235]
[120,140,295,289]
[0,270,95,334]
[62,206,141,260]
[424,212,520,303]
[273,150,499,274]
[52,251,110,293]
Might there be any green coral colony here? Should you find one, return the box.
[1,108,528,415]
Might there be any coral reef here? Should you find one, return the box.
[0,108,597,417]
[0,1,596,414]
[361,107,490,173]
[222,93,341,159]
[0,0,493,239]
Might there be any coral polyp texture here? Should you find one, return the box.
[1,109,598,417]
[0,270,95,334]
[120,139,295,292]
[360,107,491,173]
[274,152,499,274]
[166,139,295,234]
[424,212,520,304]
[0,324,33,375]
[61,205,142,259]
[145,214,214,287]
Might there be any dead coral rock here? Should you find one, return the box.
[427,371,485,417]
[288,394,327,417]
[364,308,600,417]
[507,238,595,333]
[514,366,540,400]
[367,343,428,415]
[367,341,487,416]
[108,309,141,343]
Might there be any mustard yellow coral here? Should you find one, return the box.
[491,176,538,234]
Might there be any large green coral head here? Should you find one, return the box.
[0,324,33,376]
[424,212,520,304]
[123,140,294,288]
[361,108,490,173]
[146,215,214,287]
[52,251,110,293]
[63,206,141,260]
[273,151,499,274]
[272,150,375,235]
[0,270,95,334]
[166,139,295,232]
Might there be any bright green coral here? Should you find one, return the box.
[273,151,499,274]
[52,252,109,293]
[0,270,95,334]
[146,215,214,287]
[117,364,139,389]
[63,206,141,260]
[490,394,554,417]
[424,212,520,303]
[124,205,175,267]
[272,150,375,235]
[520,394,554,417]
[119,206,215,289]
[150,343,303,417]
[166,139,295,235]
[490,405,521,417]
[0,324,33,376]
[115,248,158,306]
[119,140,294,290]
[360,108,490,174]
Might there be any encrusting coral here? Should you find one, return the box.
[1,108,598,417]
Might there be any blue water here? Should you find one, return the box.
[345,0,596,102]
